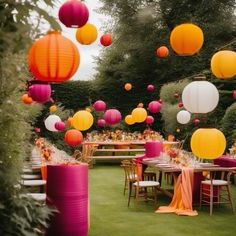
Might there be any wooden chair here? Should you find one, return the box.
[124,161,160,208]
[199,169,236,215]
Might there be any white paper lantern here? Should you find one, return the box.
[44,115,61,132]
[176,110,191,124]
[182,81,219,113]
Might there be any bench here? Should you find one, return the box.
[92,155,137,160]
[94,148,145,153]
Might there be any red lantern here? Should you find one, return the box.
[28,83,51,103]
[100,33,112,46]
[22,94,33,104]
[147,84,154,91]
[104,109,122,125]
[233,90,236,99]
[55,121,66,131]
[148,101,161,113]
[156,46,169,57]
[28,31,80,82]
[145,116,154,124]
[97,119,106,127]
[178,102,183,108]
[64,129,83,146]
[59,0,89,28]
[93,100,106,111]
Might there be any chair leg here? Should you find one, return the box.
[199,183,202,209]
[124,177,127,195]
[226,185,234,213]
[210,184,213,216]
[135,186,139,209]
[127,182,132,207]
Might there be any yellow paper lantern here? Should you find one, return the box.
[170,23,204,56]
[124,83,132,91]
[191,128,226,159]
[49,105,57,112]
[72,110,94,131]
[76,23,97,45]
[211,50,236,79]
[131,108,147,123]
[125,115,135,125]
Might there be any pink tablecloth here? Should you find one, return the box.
[214,155,236,167]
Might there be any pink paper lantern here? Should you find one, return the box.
[59,0,89,28]
[194,118,200,125]
[55,121,66,131]
[145,115,154,124]
[28,83,51,103]
[233,90,236,99]
[147,84,155,91]
[104,109,122,125]
[97,119,106,127]
[93,100,106,111]
[178,102,183,107]
[148,101,162,113]
[34,127,41,133]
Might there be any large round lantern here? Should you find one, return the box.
[28,31,80,82]
[182,81,219,113]
[28,83,51,103]
[22,94,33,104]
[76,23,98,45]
[131,108,147,123]
[100,33,112,46]
[148,101,162,113]
[125,115,135,125]
[93,100,106,111]
[72,110,94,131]
[97,119,106,127]
[124,83,132,91]
[64,129,83,146]
[170,23,204,56]
[44,115,61,132]
[211,50,236,79]
[176,110,191,124]
[156,46,169,57]
[191,128,226,159]
[104,109,122,125]
[58,0,89,28]
[145,115,154,124]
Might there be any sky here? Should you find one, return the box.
[57,0,108,81]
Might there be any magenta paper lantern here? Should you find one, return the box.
[233,90,236,99]
[59,0,89,28]
[28,83,51,103]
[194,118,200,125]
[104,109,122,125]
[97,119,106,127]
[145,115,154,124]
[55,121,66,131]
[147,84,155,91]
[93,100,106,111]
[148,101,162,113]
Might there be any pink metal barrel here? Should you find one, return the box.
[145,141,163,157]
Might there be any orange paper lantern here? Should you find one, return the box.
[49,105,57,112]
[170,23,204,56]
[22,94,33,104]
[64,129,83,146]
[28,31,80,82]
[124,83,132,91]
[76,23,98,45]
[156,46,169,57]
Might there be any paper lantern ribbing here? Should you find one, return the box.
[28,31,80,82]
[97,119,106,127]
[22,94,33,104]
[76,23,98,45]
[55,121,65,131]
[44,115,61,132]
[191,128,226,159]
[28,83,51,103]
[49,105,57,112]
[170,23,204,56]
[176,110,191,124]
[182,81,219,113]
[156,46,169,57]
[72,110,94,131]
[58,0,89,28]
[100,33,112,46]
[148,101,161,113]
[104,109,122,125]
[125,115,135,125]
[211,50,236,79]
[64,129,83,146]
[145,115,154,124]
[147,84,154,91]
[124,83,132,91]
[93,100,106,111]
[131,108,147,123]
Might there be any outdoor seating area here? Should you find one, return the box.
[1,0,236,236]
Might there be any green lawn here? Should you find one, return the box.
[88,164,236,236]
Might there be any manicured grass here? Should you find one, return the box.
[88,164,236,236]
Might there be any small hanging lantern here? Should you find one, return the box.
[76,23,98,45]
[156,46,169,57]
[104,109,122,125]
[100,33,112,46]
[176,110,191,124]
[28,83,51,103]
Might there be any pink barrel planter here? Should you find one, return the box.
[145,141,163,157]
[46,164,88,236]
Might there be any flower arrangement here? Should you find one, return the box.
[229,140,236,157]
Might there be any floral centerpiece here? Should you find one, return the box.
[229,140,236,158]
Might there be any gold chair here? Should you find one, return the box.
[199,169,236,215]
